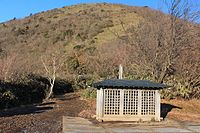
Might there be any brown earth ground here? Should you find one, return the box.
[161,99,200,122]
[0,92,200,133]
[0,92,88,133]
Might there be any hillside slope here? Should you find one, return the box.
[0,3,159,78]
[0,3,144,54]
[0,3,199,99]
[0,3,149,75]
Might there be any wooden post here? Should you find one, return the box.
[96,89,100,119]
[138,90,142,117]
[120,89,124,115]
[99,88,104,118]
[96,88,104,122]
[155,90,161,121]
[119,64,123,79]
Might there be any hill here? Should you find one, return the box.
[0,3,144,75]
[0,3,199,99]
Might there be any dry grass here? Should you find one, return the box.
[0,3,145,77]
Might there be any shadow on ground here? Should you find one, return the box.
[39,101,56,106]
[161,103,182,119]
[0,103,54,117]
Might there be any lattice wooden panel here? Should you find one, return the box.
[123,90,138,115]
[141,90,156,115]
[104,89,120,115]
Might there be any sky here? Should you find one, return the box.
[0,0,199,23]
[0,0,165,23]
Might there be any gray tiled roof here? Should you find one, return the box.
[93,79,169,90]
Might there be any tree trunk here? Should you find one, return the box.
[46,77,55,100]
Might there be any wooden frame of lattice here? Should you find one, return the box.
[104,89,120,115]
[141,90,156,115]
[123,90,138,115]
[96,88,160,122]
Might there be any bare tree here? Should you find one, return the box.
[0,52,18,81]
[41,52,65,100]
[164,0,200,22]
[112,0,200,84]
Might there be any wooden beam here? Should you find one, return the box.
[155,90,161,121]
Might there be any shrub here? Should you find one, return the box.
[64,29,74,37]
[82,88,96,99]
[67,57,80,71]
[0,74,73,110]
[43,31,49,38]
[84,46,96,55]
[53,78,73,95]
[72,75,87,90]
[73,45,85,51]
[0,89,17,109]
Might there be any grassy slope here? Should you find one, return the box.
[0,3,142,56]
[0,3,150,78]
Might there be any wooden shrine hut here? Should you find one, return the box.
[93,79,169,122]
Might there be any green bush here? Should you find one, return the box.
[67,57,80,71]
[0,74,73,110]
[82,88,96,99]
[0,89,17,109]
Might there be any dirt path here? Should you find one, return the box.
[0,93,88,133]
